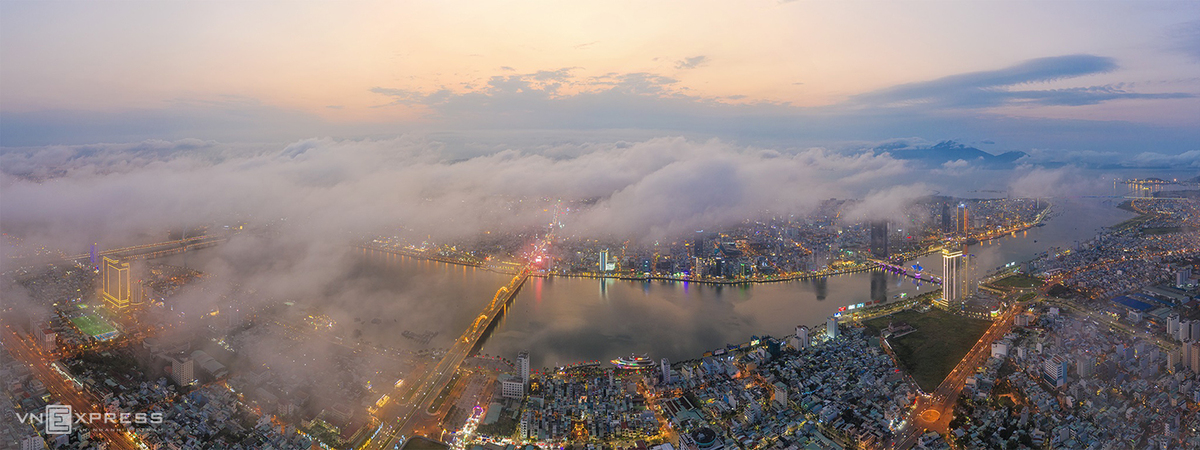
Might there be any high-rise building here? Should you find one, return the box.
[598,250,609,273]
[957,203,969,234]
[870,221,889,259]
[940,203,952,233]
[1076,354,1095,378]
[1191,342,1200,374]
[1184,341,1194,369]
[102,256,131,311]
[795,325,809,349]
[170,355,195,387]
[661,358,671,384]
[517,350,530,390]
[1178,267,1192,287]
[691,237,707,258]
[938,247,965,309]
[1043,355,1068,387]
[826,317,839,340]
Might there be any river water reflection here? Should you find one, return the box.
[479,198,1134,368]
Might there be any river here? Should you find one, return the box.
[397,198,1134,369]
[161,197,1138,370]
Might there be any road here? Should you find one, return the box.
[360,268,531,450]
[3,326,141,450]
[890,302,1021,450]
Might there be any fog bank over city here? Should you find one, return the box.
[1,136,1111,255]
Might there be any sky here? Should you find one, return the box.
[1,0,1197,154]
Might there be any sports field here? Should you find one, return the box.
[70,314,119,341]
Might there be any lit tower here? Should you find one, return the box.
[598,250,609,273]
[957,203,969,234]
[939,247,964,309]
[661,358,671,384]
[101,256,131,311]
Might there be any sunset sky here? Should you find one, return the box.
[2,1,1198,154]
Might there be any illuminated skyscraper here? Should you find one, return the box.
[870,221,888,259]
[102,256,131,311]
[826,317,839,340]
[661,358,671,383]
[599,250,609,273]
[939,247,965,309]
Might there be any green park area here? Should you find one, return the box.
[864,308,992,392]
[990,274,1044,289]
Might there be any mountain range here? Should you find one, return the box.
[880,141,1028,168]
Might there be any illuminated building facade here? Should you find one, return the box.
[599,249,609,273]
[101,256,131,311]
[938,247,965,309]
[957,203,970,233]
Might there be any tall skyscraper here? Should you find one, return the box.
[691,237,707,258]
[517,350,530,390]
[957,203,969,233]
[598,250,608,273]
[939,247,965,309]
[102,256,131,311]
[870,221,889,259]
[661,358,671,383]
[1183,341,1200,374]
[826,317,839,340]
[940,203,952,233]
